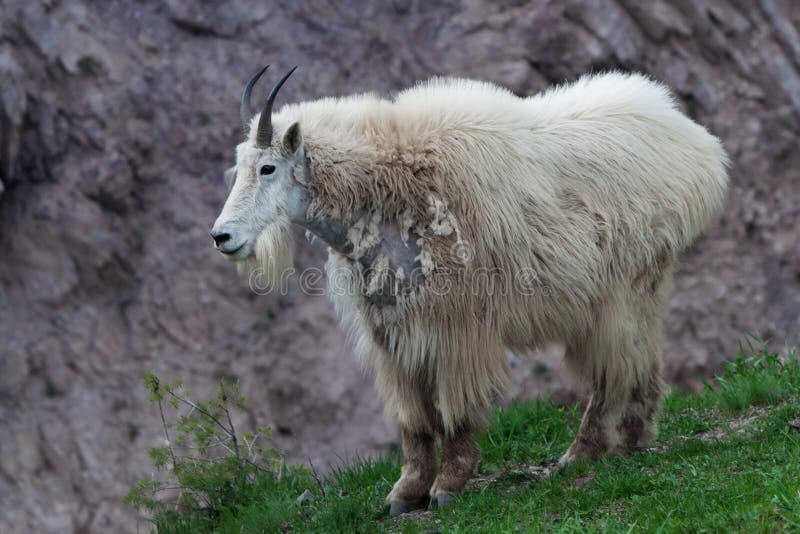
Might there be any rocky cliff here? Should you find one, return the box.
[1,0,798,531]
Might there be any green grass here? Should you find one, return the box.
[143,344,800,533]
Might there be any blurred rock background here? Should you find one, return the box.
[0,0,798,531]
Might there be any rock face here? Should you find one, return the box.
[0,0,798,531]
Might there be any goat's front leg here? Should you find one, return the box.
[387,426,437,516]
[429,426,479,508]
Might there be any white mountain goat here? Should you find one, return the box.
[211,66,729,515]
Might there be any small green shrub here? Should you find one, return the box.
[124,372,288,530]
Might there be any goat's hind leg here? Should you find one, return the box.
[618,283,668,452]
[559,305,643,465]
[618,362,664,452]
[561,283,669,465]
[559,367,628,466]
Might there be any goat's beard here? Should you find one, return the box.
[237,222,294,294]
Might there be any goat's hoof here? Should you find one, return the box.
[389,499,426,517]
[557,451,574,468]
[428,492,455,510]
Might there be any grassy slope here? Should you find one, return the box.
[155,347,800,533]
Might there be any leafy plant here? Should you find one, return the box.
[124,372,285,529]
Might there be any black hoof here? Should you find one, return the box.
[389,499,426,517]
[428,492,455,510]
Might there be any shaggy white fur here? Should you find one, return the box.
[217,70,729,505]
[268,72,727,430]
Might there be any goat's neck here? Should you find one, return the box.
[287,174,425,305]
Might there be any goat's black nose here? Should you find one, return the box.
[211,230,231,247]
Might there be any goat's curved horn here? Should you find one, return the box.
[240,65,270,131]
[255,66,298,148]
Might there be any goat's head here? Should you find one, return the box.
[211,65,308,282]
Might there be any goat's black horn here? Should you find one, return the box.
[255,66,298,148]
[240,65,270,132]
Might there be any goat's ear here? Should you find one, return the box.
[283,122,303,155]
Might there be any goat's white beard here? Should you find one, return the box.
[237,222,294,293]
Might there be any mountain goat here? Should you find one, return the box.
[211,66,729,515]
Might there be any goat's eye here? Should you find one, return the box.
[259,164,276,176]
